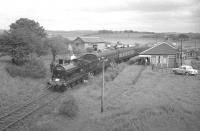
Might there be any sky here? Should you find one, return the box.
[0,0,199,33]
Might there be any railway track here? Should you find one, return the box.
[0,91,61,131]
[0,87,48,117]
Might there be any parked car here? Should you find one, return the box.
[172,65,198,75]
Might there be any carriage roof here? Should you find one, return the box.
[80,47,136,60]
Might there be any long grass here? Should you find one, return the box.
[0,56,49,110]
[30,122,62,131]
[58,95,79,118]
[191,60,200,70]
[6,58,47,78]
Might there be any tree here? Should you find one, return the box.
[164,34,179,42]
[47,35,70,62]
[0,18,47,64]
[0,32,12,56]
[124,30,134,33]
[178,34,189,41]
[193,35,200,48]
[178,34,189,65]
[193,35,200,59]
[10,18,46,38]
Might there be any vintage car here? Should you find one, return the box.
[172,65,198,75]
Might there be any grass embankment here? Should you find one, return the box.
[101,66,200,131]
[30,64,200,131]
[0,56,51,111]
[28,62,128,131]
[29,94,79,131]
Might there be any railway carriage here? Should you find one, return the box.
[48,47,138,92]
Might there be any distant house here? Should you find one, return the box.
[184,48,200,59]
[72,37,108,51]
[139,42,178,68]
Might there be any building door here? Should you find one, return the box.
[168,56,175,68]
[93,45,97,51]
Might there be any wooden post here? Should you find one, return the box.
[101,60,104,113]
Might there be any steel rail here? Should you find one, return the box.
[0,91,50,120]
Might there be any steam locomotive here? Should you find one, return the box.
[47,47,138,92]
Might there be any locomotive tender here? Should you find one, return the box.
[48,47,138,91]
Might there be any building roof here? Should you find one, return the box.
[74,37,106,44]
[140,42,177,55]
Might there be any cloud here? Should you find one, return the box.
[0,0,199,32]
[125,0,189,12]
[77,0,199,13]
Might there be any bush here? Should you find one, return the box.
[104,73,112,82]
[127,57,139,65]
[6,58,47,78]
[191,60,200,70]
[58,95,79,118]
[117,63,127,72]
[105,67,119,82]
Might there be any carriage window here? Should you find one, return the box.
[64,60,70,64]
[59,59,64,65]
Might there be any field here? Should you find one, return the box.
[48,30,200,48]
[29,64,200,131]
[89,33,200,48]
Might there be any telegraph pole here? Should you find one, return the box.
[181,39,183,66]
[101,59,105,113]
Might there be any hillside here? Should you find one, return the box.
[47,30,98,40]
[46,30,200,48]
[1,29,199,48]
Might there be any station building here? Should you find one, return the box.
[72,37,109,51]
[139,42,178,68]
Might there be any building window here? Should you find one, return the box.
[59,59,64,65]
